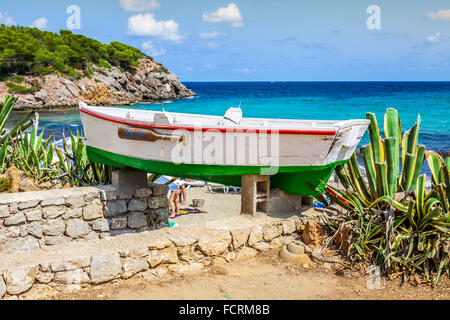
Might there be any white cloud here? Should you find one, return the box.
[425,9,450,20]
[120,0,160,12]
[30,17,48,29]
[184,67,194,72]
[127,13,182,42]
[142,40,166,57]
[205,63,215,70]
[0,11,15,25]
[427,32,441,43]
[202,3,244,27]
[199,31,221,39]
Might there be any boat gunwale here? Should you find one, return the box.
[80,106,368,135]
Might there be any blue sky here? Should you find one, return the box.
[1,0,450,81]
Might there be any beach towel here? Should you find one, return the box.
[170,208,207,218]
[313,198,328,208]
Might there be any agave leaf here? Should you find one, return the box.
[361,144,377,196]
[384,108,401,184]
[406,200,417,230]
[0,138,8,170]
[47,144,54,166]
[43,135,52,149]
[385,137,398,196]
[407,114,421,155]
[0,96,17,132]
[400,153,416,191]
[334,164,352,189]
[35,129,44,152]
[418,206,442,230]
[416,174,426,219]
[435,256,449,286]
[55,148,68,173]
[409,145,426,191]
[367,195,408,212]
[0,115,33,145]
[348,153,372,202]
[436,183,449,213]
[432,224,449,233]
[375,161,388,198]
[323,185,358,212]
[30,125,36,151]
[366,113,384,163]
[425,151,444,186]
[401,130,409,170]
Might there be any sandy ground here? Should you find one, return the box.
[169,186,242,227]
[49,250,450,300]
[169,186,317,227]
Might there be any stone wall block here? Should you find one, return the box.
[89,252,122,284]
[4,212,26,226]
[0,205,9,218]
[82,200,103,220]
[42,205,65,219]
[3,265,38,295]
[147,247,178,267]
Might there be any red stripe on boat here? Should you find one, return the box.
[79,107,337,136]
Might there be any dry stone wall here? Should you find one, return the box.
[0,183,169,254]
[0,215,304,300]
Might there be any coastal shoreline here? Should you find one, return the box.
[8,96,198,112]
[1,58,196,111]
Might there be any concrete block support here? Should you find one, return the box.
[112,167,148,193]
[270,188,303,214]
[240,175,270,217]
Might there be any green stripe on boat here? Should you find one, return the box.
[87,146,347,197]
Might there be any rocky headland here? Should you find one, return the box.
[0,58,195,110]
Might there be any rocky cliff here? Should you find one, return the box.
[0,59,195,110]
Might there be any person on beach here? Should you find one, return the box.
[178,179,187,204]
[167,177,186,218]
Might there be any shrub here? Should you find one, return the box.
[5,82,40,94]
[0,25,149,77]
[10,75,24,83]
[0,176,12,192]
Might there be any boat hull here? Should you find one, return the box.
[87,145,346,196]
[80,105,369,197]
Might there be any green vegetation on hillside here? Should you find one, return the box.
[0,25,152,77]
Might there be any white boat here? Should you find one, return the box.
[79,103,370,196]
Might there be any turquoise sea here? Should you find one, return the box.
[10,81,450,155]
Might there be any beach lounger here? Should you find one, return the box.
[206,182,240,194]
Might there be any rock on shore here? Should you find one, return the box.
[0,59,196,110]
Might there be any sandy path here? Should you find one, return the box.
[49,251,450,300]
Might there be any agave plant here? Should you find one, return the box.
[0,95,34,170]
[330,108,425,211]
[317,108,449,286]
[9,125,56,183]
[55,130,112,186]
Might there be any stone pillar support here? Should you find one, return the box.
[240,175,270,217]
